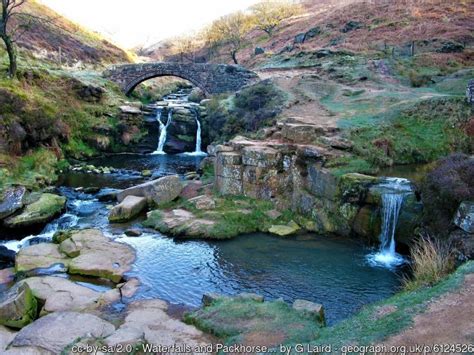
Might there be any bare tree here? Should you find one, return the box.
[1,0,26,77]
[250,0,301,37]
[210,11,253,65]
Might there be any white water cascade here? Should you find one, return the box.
[153,108,172,155]
[367,178,412,268]
[182,110,207,157]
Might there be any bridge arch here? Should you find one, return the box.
[104,62,259,96]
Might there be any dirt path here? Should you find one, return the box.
[381,274,474,351]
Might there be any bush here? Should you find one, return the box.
[420,153,474,233]
[204,81,284,143]
[404,235,455,291]
[408,70,432,87]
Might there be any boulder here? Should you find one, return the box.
[269,221,301,237]
[10,312,115,354]
[454,202,474,234]
[0,283,37,329]
[16,229,135,283]
[0,246,15,267]
[119,105,142,115]
[0,325,17,353]
[188,195,216,210]
[254,47,265,55]
[242,146,281,168]
[4,194,66,229]
[116,175,183,206]
[15,243,68,273]
[180,181,203,199]
[21,276,117,315]
[292,299,325,324]
[124,229,142,237]
[109,195,147,222]
[0,186,26,220]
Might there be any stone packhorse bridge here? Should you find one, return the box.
[104,62,259,96]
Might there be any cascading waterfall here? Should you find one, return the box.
[182,110,207,156]
[367,178,412,268]
[153,108,172,155]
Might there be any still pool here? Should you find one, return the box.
[120,232,402,325]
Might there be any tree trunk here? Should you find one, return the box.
[231,50,238,65]
[1,34,17,77]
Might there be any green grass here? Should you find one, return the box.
[304,261,474,350]
[185,298,323,346]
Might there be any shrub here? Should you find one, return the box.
[408,70,432,87]
[204,81,284,143]
[404,235,454,291]
[420,153,474,233]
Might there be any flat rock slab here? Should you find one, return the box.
[21,276,119,315]
[105,300,212,352]
[269,220,301,236]
[10,312,115,354]
[15,244,69,273]
[16,229,135,283]
[67,229,136,283]
[145,209,216,238]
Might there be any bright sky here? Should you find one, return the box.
[38,0,261,49]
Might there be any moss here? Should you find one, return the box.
[185,298,323,346]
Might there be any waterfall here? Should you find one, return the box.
[182,110,207,156]
[152,108,172,155]
[367,178,411,268]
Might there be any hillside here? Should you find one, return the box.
[145,0,473,70]
[7,0,132,66]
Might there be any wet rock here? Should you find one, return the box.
[10,312,115,354]
[15,243,68,273]
[269,220,301,237]
[118,278,140,298]
[141,169,152,177]
[292,299,325,323]
[124,229,142,237]
[105,300,210,350]
[21,276,108,315]
[0,268,15,284]
[454,202,474,234]
[4,194,66,229]
[96,188,119,202]
[117,175,183,206]
[109,195,147,222]
[0,186,26,220]
[51,230,72,244]
[0,283,37,329]
[188,195,216,210]
[0,246,15,267]
[202,292,227,307]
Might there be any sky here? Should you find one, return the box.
[38,0,261,49]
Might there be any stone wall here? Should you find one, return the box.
[104,63,259,96]
[210,137,422,245]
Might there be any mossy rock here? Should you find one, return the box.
[337,173,379,203]
[52,230,73,244]
[0,283,37,329]
[4,193,66,228]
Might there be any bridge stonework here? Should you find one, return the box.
[104,62,259,96]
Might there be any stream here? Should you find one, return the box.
[0,152,403,326]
